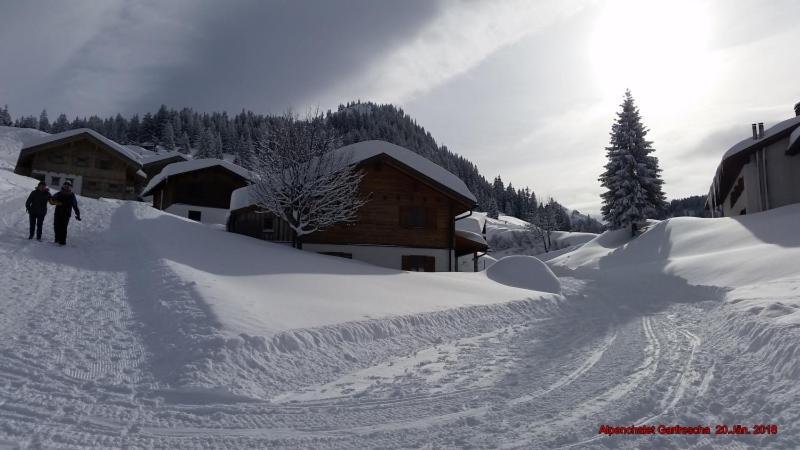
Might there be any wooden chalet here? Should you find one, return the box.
[14,128,146,200]
[142,159,250,224]
[228,140,486,272]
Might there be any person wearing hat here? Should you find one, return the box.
[25,180,51,240]
[49,180,81,246]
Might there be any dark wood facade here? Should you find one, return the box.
[227,206,294,242]
[303,156,472,249]
[15,133,143,200]
[150,166,249,211]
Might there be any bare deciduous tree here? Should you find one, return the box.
[250,112,367,249]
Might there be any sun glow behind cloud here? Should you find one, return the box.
[589,0,718,115]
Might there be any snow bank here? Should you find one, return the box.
[550,204,800,289]
[486,256,561,293]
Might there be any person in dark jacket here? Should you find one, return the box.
[25,181,51,240]
[49,181,81,246]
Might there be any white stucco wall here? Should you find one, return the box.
[303,243,453,272]
[765,137,800,209]
[31,170,83,194]
[721,136,800,217]
[164,203,229,225]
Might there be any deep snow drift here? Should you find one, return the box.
[2,126,799,448]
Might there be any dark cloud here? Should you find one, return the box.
[121,0,441,114]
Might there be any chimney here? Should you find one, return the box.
[758,122,765,139]
[752,123,758,140]
[795,102,800,117]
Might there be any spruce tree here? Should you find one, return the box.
[38,109,50,132]
[0,105,11,126]
[178,132,191,154]
[52,113,69,133]
[196,128,214,158]
[162,122,176,150]
[599,90,666,233]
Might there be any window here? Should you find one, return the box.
[107,183,120,192]
[263,216,274,232]
[399,206,433,229]
[95,159,113,170]
[86,180,99,190]
[48,153,65,164]
[50,176,61,187]
[188,210,202,221]
[402,255,435,272]
[319,252,352,259]
[74,156,89,167]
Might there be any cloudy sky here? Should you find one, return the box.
[1,0,798,215]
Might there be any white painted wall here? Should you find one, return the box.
[722,137,800,217]
[32,170,83,194]
[303,243,453,271]
[164,203,229,225]
[765,137,800,209]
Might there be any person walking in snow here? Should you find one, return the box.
[25,181,51,241]
[49,181,81,246]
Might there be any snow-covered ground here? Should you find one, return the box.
[1,127,799,448]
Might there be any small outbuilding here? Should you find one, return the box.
[14,128,146,199]
[142,159,251,224]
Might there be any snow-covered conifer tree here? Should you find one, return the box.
[195,127,215,158]
[178,132,191,154]
[486,198,500,219]
[162,122,176,150]
[250,112,367,249]
[0,105,12,126]
[599,90,666,234]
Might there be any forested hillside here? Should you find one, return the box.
[3,101,602,231]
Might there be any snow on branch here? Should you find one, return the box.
[249,112,367,248]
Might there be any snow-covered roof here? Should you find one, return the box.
[140,151,188,166]
[721,115,800,161]
[125,144,155,157]
[455,229,487,247]
[230,184,256,211]
[142,158,252,196]
[338,140,477,204]
[21,128,142,166]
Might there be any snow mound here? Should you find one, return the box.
[486,255,561,293]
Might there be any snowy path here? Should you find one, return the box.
[0,176,795,448]
[3,233,781,450]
